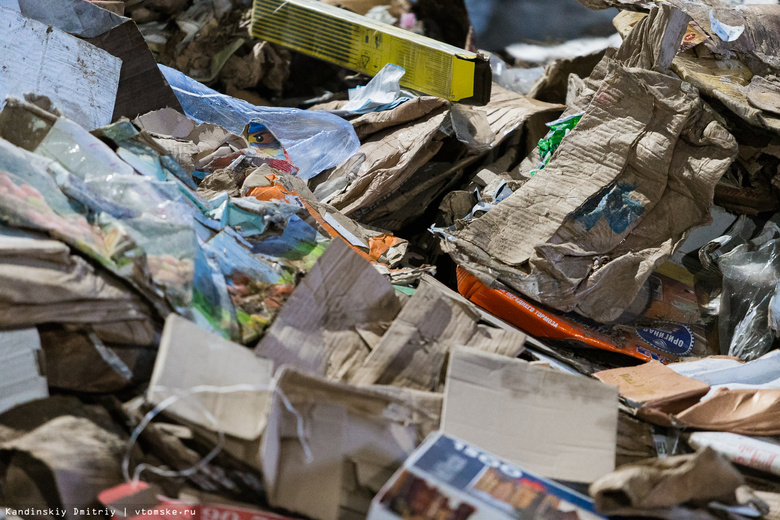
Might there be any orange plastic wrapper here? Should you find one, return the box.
[456,267,690,364]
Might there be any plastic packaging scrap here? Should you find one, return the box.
[159,64,360,180]
[327,63,414,117]
[529,111,584,176]
[717,216,780,360]
[490,54,546,96]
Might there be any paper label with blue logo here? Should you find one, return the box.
[368,432,606,520]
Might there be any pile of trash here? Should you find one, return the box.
[2,0,780,519]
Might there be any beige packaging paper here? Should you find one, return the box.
[442,346,619,483]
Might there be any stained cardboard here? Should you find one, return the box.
[442,346,619,483]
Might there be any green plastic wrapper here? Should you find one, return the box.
[530,112,584,176]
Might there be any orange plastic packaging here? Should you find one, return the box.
[456,267,691,364]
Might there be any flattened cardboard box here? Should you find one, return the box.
[251,0,491,104]
[368,432,606,520]
[443,346,618,483]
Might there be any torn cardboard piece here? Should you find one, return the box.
[595,361,710,423]
[261,366,441,520]
[442,59,737,323]
[0,7,121,129]
[255,239,402,375]
[614,4,691,73]
[442,346,618,483]
[147,314,273,464]
[323,105,449,222]
[0,329,47,415]
[349,284,525,391]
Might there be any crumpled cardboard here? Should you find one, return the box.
[322,105,449,222]
[261,366,441,520]
[254,239,403,376]
[674,388,780,435]
[442,346,618,483]
[349,284,525,391]
[317,86,560,231]
[441,58,737,323]
[589,448,744,514]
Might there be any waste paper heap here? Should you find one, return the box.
[2,0,780,519]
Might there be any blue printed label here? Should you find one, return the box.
[636,324,695,356]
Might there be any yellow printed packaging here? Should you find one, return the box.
[251,0,491,104]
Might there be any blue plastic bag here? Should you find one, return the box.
[159,64,360,180]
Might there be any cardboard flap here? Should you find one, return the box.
[147,315,273,441]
